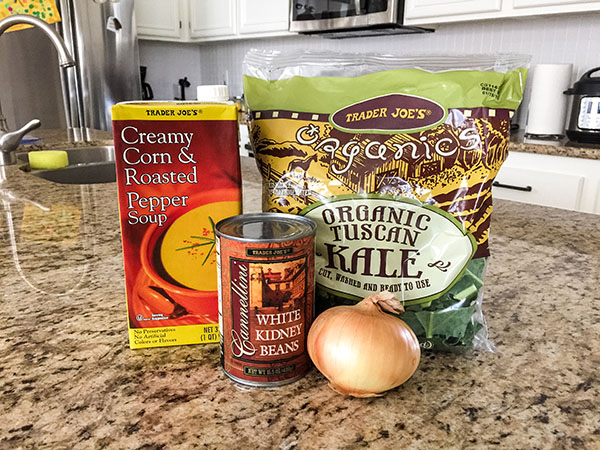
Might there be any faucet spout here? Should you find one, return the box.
[0,14,75,67]
[0,15,77,164]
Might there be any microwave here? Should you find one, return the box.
[289,0,430,38]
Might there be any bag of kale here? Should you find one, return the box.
[243,50,529,352]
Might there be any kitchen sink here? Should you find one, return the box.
[18,146,116,184]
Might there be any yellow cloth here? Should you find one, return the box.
[0,0,61,32]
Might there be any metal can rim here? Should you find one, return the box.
[215,213,316,243]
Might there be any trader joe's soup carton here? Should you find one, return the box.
[112,101,241,349]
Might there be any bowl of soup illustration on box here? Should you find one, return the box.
[136,188,240,324]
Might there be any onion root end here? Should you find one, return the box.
[328,382,385,398]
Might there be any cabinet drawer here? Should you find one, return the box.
[493,166,584,210]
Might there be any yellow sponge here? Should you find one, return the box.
[29,151,69,170]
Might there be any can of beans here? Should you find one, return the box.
[215,213,316,387]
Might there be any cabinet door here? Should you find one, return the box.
[135,0,182,39]
[512,0,599,7]
[239,0,289,34]
[189,0,236,38]
[404,0,502,19]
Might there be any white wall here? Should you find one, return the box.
[138,40,204,101]
[139,12,600,126]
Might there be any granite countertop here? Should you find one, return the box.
[0,136,599,449]
[22,129,114,150]
[22,127,600,161]
[509,131,600,160]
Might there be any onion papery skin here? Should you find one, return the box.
[307,302,420,397]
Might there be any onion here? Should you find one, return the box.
[307,291,420,397]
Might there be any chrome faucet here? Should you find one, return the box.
[0,14,76,165]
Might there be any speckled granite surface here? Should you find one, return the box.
[509,132,600,160]
[21,129,114,151]
[20,127,600,160]
[509,141,600,160]
[1,150,599,449]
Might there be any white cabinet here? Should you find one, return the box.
[189,0,236,38]
[404,0,600,25]
[493,165,584,210]
[404,0,501,20]
[512,0,599,7]
[493,151,600,214]
[239,0,289,34]
[135,0,183,39]
[135,0,291,43]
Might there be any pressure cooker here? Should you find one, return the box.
[565,67,600,144]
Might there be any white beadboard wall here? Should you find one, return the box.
[139,13,600,126]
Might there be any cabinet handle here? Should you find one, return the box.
[492,181,532,192]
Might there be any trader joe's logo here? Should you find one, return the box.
[330,93,446,133]
[300,195,476,306]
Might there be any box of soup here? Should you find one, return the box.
[111,101,241,349]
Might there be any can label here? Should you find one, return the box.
[218,234,314,385]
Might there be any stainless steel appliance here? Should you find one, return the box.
[565,67,600,144]
[0,14,73,164]
[289,0,430,37]
[57,0,141,141]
